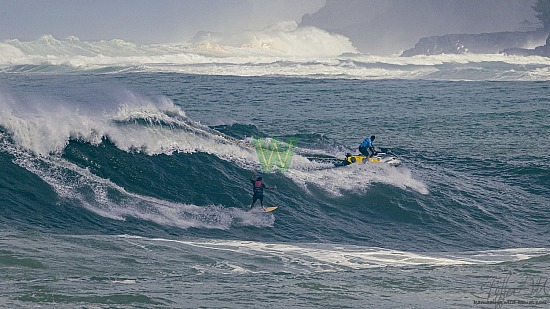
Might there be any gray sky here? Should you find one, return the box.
[302,0,540,54]
[1,0,541,54]
[0,0,325,42]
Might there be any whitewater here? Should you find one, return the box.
[0,23,549,308]
[1,21,550,80]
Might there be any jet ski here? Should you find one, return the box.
[306,148,401,167]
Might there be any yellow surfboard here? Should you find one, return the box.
[263,206,278,212]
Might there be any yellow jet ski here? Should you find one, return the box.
[306,148,401,167]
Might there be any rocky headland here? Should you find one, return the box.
[402,30,549,57]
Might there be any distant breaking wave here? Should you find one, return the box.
[1,22,550,80]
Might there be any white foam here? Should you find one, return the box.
[286,155,429,196]
[123,236,550,271]
[0,90,260,170]
[190,21,356,58]
[2,29,549,80]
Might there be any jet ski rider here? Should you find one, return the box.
[359,135,376,158]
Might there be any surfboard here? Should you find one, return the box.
[263,206,278,212]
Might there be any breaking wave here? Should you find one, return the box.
[1,22,549,80]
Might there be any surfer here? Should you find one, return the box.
[250,171,276,209]
[359,135,376,157]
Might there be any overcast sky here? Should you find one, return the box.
[302,0,539,54]
[0,0,325,42]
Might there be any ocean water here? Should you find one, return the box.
[0,34,549,308]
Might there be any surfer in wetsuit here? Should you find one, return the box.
[250,171,276,209]
[359,135,376,158]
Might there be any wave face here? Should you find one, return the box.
[1,27,550,80]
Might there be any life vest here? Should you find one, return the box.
[360,137,372,148]
[253,180,264,194]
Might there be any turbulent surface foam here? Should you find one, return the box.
[123,236,550,271]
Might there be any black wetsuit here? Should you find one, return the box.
[251,179,266,206]
[359,147,374,158]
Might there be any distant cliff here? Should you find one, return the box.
[300,0,538,55]
[402,30,549,57]
[504,33,550,57]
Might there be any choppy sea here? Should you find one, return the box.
[0,34,549,308]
